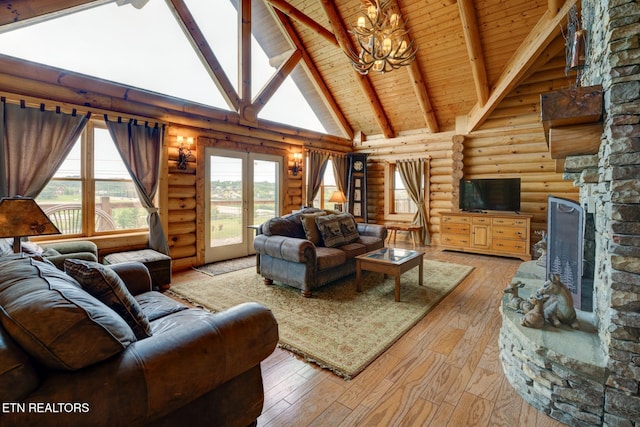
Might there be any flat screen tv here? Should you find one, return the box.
[459,178,521,212]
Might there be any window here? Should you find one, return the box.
[392,168,418,214]
[384,161,429,221]
[311,160,337,209]
[36,121,148,236]
[0,1,328,134]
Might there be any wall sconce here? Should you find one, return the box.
[289,152,303,176]
[177,135,193,170]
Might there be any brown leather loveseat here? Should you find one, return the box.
[0,254,278,427]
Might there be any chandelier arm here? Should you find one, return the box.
[348,0,416,74]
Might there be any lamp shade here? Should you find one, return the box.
[0,197,61,253]
[328,191,347,203]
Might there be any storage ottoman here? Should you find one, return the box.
[103,249,171,290]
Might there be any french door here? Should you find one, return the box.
[204,148,282,263]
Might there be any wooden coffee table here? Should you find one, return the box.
[355,248,424,302]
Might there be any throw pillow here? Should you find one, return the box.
[300,211,327,245]
[337,213,360,243]
[0,256,136,371]
[261,215,306,238]
[64,259,152,340]
[316,214,346,248]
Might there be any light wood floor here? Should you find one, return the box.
[172,244,565,427]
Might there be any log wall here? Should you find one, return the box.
[355,50,579,246]
[164,126,308,270]
[1,41,579,268]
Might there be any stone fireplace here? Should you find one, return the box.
[499,1,640,426]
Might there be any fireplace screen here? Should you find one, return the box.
[546,196,584,310]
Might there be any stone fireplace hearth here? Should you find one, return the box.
[498,1,640,426]
[499,261,606,425]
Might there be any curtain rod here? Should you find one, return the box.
[382,155,431,163]
[0,93,166,127]
[306,148,347,157]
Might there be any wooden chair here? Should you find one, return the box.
[44,204,116,234]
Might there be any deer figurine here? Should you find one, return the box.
[503,281,535,313]
[536,273,580,330]
[520,295,547,329]
[503,281,525,311]
[533,230,547,267]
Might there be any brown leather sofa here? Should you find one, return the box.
[0,254,279,427]
[254,208,387,297]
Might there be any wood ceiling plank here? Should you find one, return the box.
[466,0,577,133]
[394,0,439,133]
[476,0,544,18]
[320,0,395,139]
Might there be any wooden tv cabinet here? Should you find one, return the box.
[440,211,532,261]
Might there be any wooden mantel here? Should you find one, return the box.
[540,85,604,159]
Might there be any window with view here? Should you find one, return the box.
[384,162,428,221]
[36,122,148,236]
[393,168,417,214]
[311,160,337,209]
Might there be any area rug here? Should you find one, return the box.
[195,256,256,276]
[170,259,473,379]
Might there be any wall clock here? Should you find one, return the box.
[347,153,368,222]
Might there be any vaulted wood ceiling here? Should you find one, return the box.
[0,0,576,142]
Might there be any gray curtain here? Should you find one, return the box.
[105,117,170,255]
[396,158,430,244]
[1,101,88,198]
[331,154,348,196]
[306,150,330,207]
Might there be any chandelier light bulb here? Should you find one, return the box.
[367,5,377,21]
[383,38,392,54]
[390,13,399,28]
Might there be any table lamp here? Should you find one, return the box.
[0,197,61,254]
[328,190,347,212]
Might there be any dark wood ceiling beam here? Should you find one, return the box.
[273,9,354,140]
[458,0,489,107]
[466,0,577,132]
[265,0,339,48]
[252,49,302,114]
[0,0,103,28]
[320,0,395,139]
[166,0,240,111]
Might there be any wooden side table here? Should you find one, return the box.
[248,224,261,273]
[385,223,423,247]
